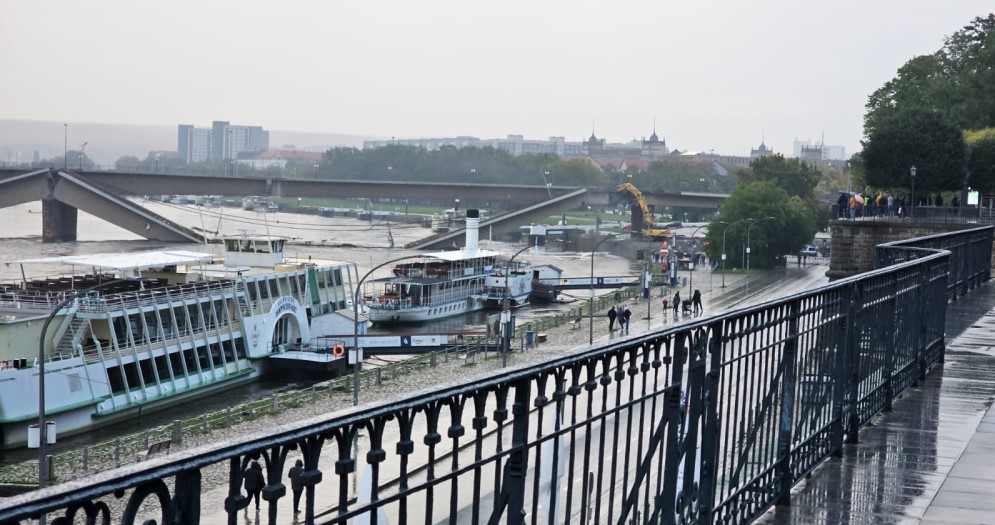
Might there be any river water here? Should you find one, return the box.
[0,199,635,455]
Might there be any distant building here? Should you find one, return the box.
[176,121,270,163]
[792,139,845,162]
[750,141,775,159]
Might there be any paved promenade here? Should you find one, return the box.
[757,280,995,525]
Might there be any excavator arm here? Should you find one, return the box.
[615,183,671,239]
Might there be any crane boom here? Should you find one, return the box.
[615,183,672,239]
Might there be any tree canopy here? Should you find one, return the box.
[864,15,995,137]
[737,154,821,200]
[704,181,817,269]
[862,109,967,192]
[967,128,995,194]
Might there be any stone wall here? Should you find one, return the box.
[827,220,974,279]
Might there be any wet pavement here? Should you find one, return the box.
[757,280,995,525]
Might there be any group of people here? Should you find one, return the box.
[243,458,306,515]
[837,191,962,219]
[607,304,632,332]
[667,290,703,316]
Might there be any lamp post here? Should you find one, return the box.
[590,232,624,344]
[746,217,776,272]
[687,224,709,294]
[352,255,435,406]
[35,279,124,510]
[910,165,917,219]
[542,170,552,199]
[716,221,730,287]
[503,244,534,367]
[78,142,87,171]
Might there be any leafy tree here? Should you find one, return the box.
[737,154,821,200]
[862,109,967,192]
[704,181,817,269]
[115,156,141,171]
[864,15,995,136]
[967,129,995,194]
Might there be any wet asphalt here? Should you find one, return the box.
[757,280,995,525]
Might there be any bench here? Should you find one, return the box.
[139,439,172,460]
[536,333,547,343]
[570,317,583,329]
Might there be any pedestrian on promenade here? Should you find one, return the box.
[673,291,681,316]
[623,307,632,331]
[607,308,617,331]
[288,459,304,514]
[243,460,264,512]
[692,289,702,315]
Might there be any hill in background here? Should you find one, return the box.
[0,119,372,168]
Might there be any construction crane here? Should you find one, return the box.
[615,183,672,239]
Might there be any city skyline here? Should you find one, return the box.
[1,1,991,160]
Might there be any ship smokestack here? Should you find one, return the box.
[464,209,480,251]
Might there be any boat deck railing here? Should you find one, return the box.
[368,285,485,310]
[77,280,242,314]
[71,317,244,365]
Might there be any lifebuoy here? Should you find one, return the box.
[332,344,345,357]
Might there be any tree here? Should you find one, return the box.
[864,15,995,136]
[704,181,817,269]
[862,109,967,193]
[967,129,995,194]
[737,154,821,200]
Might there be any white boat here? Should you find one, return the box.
[0,236,362,449]
[364,209,532,324]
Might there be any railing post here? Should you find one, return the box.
[882,278,897,411]
[843,283,862,444]
[775,300,799,505]
[697,323,722,524]
[500,376,532,525]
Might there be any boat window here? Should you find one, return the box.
[256,280,269,300]
[333,268,342,286]
[254,240,271,253]
[169,352,184,376]
[273,239,285,254]
[107,367,126,394]
[270,279,281,298]
[241,240,253,253]
[225,239,240,252]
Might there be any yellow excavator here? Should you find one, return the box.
[615,183,672,239]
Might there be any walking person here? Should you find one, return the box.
[288,459,304,514]
[243,460,265,513]
[607,308,617,331]
[672,291,681,316]
[692,289,703,315]
[623,307,632,332]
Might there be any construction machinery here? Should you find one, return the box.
[615,182,672,239]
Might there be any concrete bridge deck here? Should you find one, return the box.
[758,280,995,525]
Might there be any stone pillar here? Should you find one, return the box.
[42,199,78,242]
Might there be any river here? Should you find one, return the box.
[0,199,637,457]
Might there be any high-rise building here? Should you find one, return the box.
[177,121,269,163]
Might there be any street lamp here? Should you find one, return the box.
[746,217,776,272]
[590,232,624,344]
[503,244,534,367]
[352,255,436,405]
[542,171,552,199]
[687,224,709,294]
[35,279,124,506]
[910,165,917,219]
[314,164,320,179]
[716,221,731,287]
[78,142,88,171]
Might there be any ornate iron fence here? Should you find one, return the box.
[0,226,990,525]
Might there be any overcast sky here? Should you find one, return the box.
[1,1,990,158]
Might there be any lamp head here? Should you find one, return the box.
[910,165,917,178]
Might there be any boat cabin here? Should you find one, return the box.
[223,236,287,268]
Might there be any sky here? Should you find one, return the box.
[1,1,991,159]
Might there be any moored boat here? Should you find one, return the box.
[364,209,532,324]
[0,236,362,449]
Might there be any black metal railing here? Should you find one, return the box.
[0,226,990,525]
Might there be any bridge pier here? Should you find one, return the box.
[42,198,78,242]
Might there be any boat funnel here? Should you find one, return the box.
[465,209,480,251]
